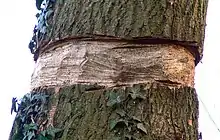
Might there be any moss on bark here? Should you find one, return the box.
[45,84,199,140]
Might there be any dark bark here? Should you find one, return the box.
[46,0,208,58]
[44,84,198,140]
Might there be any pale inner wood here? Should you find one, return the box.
[31,41,195,89]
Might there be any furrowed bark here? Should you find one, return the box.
[45,84,198,140]
[9,84,199,140]
[44,0,208,60]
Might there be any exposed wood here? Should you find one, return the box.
[31,40,195,89]
[39,35,200,65]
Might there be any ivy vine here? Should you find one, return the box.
[106,84,148,140]
[11,92,62,140]
[29,0,56,61]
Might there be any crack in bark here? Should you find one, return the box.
[155,80,182,86]
[38,35,200,65]
[170,88,179,140]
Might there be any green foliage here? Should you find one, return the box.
[29,0,56,61]
[128,85,146,100]
[36,126,62,140]
[106,89,122,107]
[11,92,62,140]
[36,0,55,35]
[136,123,147,134]
[36,0,44,10]
[109,119,129,130]
[11,97,18,114]
[109,119,118,130]
[107,84,148,139]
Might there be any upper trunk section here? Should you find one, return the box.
[45,0,208,59]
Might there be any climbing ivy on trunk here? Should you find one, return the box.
[10,92,62,140]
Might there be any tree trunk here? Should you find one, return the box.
[10,0,208,139]
[46,0,207,57]
[47,84,198,140]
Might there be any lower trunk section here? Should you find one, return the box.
[42,83,198,140]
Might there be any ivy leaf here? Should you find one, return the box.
[109,119,128,130]
[23,106,32,114]
[30,123,38,130]
[40,130,47,136]
[23,124,29,132]
[47,130,55,138]
[36,13,40,18]
[45,21,49,27]
[50,128,62,134]
[12,132,23,140]
[107,99,117,107]
[31,93,46,103]
[36,0,44,10]
[11,97,17,114]
[45,9,54,19]
[34,105,41,112]
[128,85,146,100]
[27,131,35,140]
[38,14,45,29]
[21,116,26,123]
[137,123,147,134]
[37,134,49,140]
[117,119,128,127]
[130,93,137,100]
[22,135,28,140]
[107,90,121,107]
[131,85,141,93]
[27,108,34,115]
[39,94,49,105]
[109,120,117,130]
[28,40,35,54]
[40,26,47,34]
[24,123,38,131]
[47,127,62,138]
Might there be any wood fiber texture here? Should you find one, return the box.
[31,41,195,89]
[45,84,199,140]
